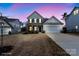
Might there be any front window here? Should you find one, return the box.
[75,25,78,29]
[29,26,32,31]
[39,19,41,23]
[34,19,37,23]
[34,27,37,31]
[74,9,79,15]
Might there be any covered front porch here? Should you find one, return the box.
[27,25,43,33]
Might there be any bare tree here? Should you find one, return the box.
[62,12,67,21]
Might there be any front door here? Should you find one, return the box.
[39,26,42,32]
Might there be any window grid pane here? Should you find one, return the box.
[74,10,79,15]
[34,27,37,31]
[34,19,37,23]
[29,19,32,23]
[29,27,32,31]
[39,19,41,23]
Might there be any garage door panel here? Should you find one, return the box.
[0,28,11,35]
[43,25,62,33]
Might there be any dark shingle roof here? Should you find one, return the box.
[6,18,19,22]
[66,7,79,19]
[0,16,14,29]
[44,16,63,25]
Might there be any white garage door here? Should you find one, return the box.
[43,25,62,33]
[0,28,11,35]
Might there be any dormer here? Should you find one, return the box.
[74,9,79,15]
[73,7,79,15]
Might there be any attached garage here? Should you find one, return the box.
[0,27,11,35]
[0,16,13,35]
[43,16,63,33]
[43,25,63,33]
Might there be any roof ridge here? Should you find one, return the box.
[66,7,79,18]
[0,16,14,29]
[44,16,63,25]
[27,11,44,19]
[50,16,62,23]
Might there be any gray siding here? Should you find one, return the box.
[0,27,11,35]
[27,11,44,33]
[0,18,12,35]
[66,11,79,32]
[9,20,21,33]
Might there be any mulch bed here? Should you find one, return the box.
[0,46,13,56]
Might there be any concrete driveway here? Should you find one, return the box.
[46,33,79,56]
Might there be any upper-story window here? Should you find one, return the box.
[39,19,41,23]
[29,19,32,23]
[34,19,37,23]
[74,9,79,15]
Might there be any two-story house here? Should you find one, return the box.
[43,16,63,33]
[7,18,21,33]
[27,11,44,33]
[65,7,79,32]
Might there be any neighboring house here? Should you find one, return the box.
[27,11,44,33]
[43,16,63,33]
[6,18,22,33]
[0,15,22,35]
[0,16,13,35]
[20,22,24,28]
[65,7,79,32]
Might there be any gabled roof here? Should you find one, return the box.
[44,16,63,25]
[7,18,19,22]
[66,7,79,18]
[0,16,14,29]
[27,11,44,19]
[43,18,49,23]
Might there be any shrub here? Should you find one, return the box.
[61,27,67,33]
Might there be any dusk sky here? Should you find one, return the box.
[0,3,79,22]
